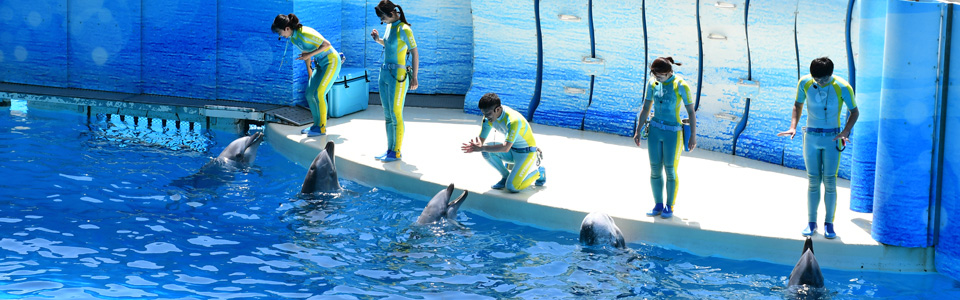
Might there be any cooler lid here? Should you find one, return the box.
[337,68,369,81]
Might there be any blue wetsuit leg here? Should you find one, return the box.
[379,65,409,154]
[305,50,342,133]
[482,144,541,193]
[804,133,841,223]
[648,127,683,206]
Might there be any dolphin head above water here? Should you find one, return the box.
[300,141,341,194]
[579,212,626,249]
[217,132,264,165]
[416,184,468,225]
[788,237,824,288]
[172,132,264,189]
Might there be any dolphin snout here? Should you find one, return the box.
[249,132,265,145]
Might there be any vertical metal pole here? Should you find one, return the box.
[931,5,952,247]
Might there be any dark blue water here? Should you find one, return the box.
[1,101,958,299]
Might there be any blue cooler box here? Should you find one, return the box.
[326,67,370,118]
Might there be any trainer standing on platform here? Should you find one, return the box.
[461,93,546,193]
[778,57,859,239]
[272,13,342,137]
[370,0,419,162]
[634,57,697,220]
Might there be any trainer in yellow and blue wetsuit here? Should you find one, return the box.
[370,0,419,162]
[272,13,342,137]
[778,57,859,239]
[461,93,546,193]
[633,57,698,219]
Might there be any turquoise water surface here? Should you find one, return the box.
[1,101,959,299]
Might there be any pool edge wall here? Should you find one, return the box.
[265,121,937,273]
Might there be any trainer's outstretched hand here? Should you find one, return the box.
[461,137,482,153]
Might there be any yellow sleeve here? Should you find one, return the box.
[300,27,326,49]
[401,25,417,49]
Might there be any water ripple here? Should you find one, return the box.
[59,174,93,181]
[0,281,64,295]
[134,242,182,254]
[188,236,241,247]
[127,260,164,269]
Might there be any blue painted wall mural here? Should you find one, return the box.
[68,0,142,94]
[583,0,645,137]
[142,0,217,100]
[217,0,292,106]
[432,0,474,94]
[735,0,799,165]
[696,0,749,154]
[464,0,539,117]
[0,0,68,88]
[341,1,366,70]
[531,0,593,129]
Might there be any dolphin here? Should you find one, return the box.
[300,141,341,194]
[213,131,264,166]
[416,184,468,225]
[788,236,824,288]
[172,132,264,189]
[579,212,626,249]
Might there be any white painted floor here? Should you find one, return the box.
[266,105,934,272]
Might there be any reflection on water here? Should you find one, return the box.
[85,113,215,153]
[1,102,959,299]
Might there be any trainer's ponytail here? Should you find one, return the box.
[287,14,303,30]
[271,13,303,33]
[396,5,410,26]
[651,56,681,73]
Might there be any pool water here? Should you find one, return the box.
[1,101,959,299]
